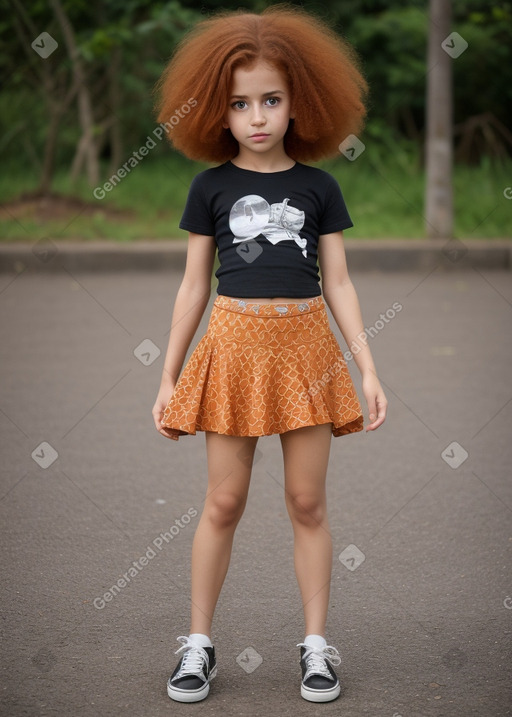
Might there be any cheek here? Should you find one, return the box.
[223,111,236,129]
[280,106,293,124]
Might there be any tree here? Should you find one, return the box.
[49,0,100,186]
[10,0,79,195]
[424,0,453,239]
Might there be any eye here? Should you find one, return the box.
[231,100,247,110]
[265,97,280,106]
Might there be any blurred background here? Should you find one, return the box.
[2,0,511,242]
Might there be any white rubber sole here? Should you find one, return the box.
[167,665,217,703]
[300,680,340,703]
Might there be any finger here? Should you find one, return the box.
[153,408,168,432]
[367,399,377,423]
[158,426,179,440]
[366,418,383,431]
[365,400,387,431]
[366,415,385,431]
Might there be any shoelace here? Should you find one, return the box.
[174,636,210,681]
[296,642,341,680]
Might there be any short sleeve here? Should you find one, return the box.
[179,173,214,236]
[318,174,354,235]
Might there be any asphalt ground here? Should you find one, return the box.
[1,266,511,716]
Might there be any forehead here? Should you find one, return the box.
[230,61,288,93]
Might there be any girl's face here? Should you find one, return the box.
[223,61,294,162]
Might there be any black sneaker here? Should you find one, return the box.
[167,636,217,703]
[297,642,341,702]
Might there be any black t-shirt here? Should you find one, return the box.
[179,161,353,298]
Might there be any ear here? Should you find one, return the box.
[222,120,230,129]
[289,106,295,120]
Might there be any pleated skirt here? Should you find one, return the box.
[160,294,364,440]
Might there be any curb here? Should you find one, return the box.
[0,239,510,273]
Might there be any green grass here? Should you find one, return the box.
[0,149,510,241]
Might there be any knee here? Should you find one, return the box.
[204,491,246,530]
[286,492,326,528]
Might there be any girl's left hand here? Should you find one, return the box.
[362,371,387,432]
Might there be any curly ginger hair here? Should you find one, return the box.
[153,4,368,163]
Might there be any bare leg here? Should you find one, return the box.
[279,423,333,637]
[189,432,259,637]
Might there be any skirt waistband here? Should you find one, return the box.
[214,294,325,317]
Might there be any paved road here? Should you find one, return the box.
[1,267,511,716]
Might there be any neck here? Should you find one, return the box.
[231,148,295,173]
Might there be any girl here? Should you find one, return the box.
[151,5,387,704]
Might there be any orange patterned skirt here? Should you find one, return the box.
[160,294,364,440]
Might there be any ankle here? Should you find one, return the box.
[303,634,327,648]
[187,632,213,648]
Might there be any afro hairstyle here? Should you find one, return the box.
[153,4,368,163]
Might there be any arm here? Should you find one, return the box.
[152,232,216,438]
[318,231,387,432]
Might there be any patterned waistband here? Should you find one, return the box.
[213,294,325,317]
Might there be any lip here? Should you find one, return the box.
[249,133,269,139]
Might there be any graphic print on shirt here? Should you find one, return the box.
[229,194,308,257]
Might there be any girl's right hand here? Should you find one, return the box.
[152,382,177,438]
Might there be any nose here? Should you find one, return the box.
[250,105,266,126]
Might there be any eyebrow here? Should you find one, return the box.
[229,90,285,99]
